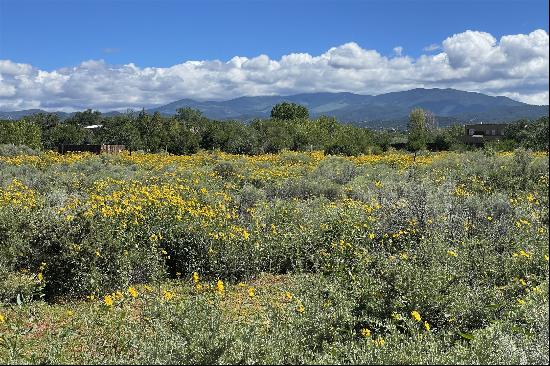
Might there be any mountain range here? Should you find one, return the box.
[1,88,548,128]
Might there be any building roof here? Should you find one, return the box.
[464,123,508,128]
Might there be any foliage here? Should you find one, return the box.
[407,108,429,154]
[270,102,310,120]
[2,107,548,157]
[0,149,547,364]
[0,120,42,149]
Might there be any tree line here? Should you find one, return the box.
[0,102,548,155]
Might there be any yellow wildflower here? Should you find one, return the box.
[283,291,293,301]
[0,313,5,323]
[37,272,44,282]
[248,287,255,298]
[104,294,114,307]
[296,304,305,314]
[373,337,385,346]
[193,272,200,283]
[517,298,526,305]
[128,287,138,298]
[411,310,421,322]
[216,280,225,294]
[447,250,458,257]
[424,321,430,332]
[361,327,371,338]
[391,312,402,321]
[163,290,174,301]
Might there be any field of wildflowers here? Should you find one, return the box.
[0,148,548,364]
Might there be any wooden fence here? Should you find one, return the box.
[58,144,125,154]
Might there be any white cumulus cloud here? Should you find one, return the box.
[0,29,548,111]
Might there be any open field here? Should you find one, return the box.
[1,149,549,364]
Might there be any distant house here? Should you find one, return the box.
[58,144,125,154]
[83,124,103,129]
[463,123,508,144]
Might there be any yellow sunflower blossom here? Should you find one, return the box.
[104,294,114,307]
[361,327,371,338]
[163,290,174,301]
[216,280,225,294]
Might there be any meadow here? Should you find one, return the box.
[0,147,548,364]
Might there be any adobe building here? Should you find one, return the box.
[463,123,508,145]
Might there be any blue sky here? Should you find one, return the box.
[0,0,548,110]
[1,0,548,70]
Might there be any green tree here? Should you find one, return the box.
[506,117,549,151]
[203,120,258,154]
[0,119,42,149]
[165,117,200,154]
[176,107,206,127]
[270,102,309,120]
[527,116,549,151]
[325,124,373,156]
[251,119,293,153]
[97,115,142,152]
[65,109,102,127]
[407,108,429,159]
[48,123,90,147]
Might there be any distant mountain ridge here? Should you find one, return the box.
[1,88,548,128]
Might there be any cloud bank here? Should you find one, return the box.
[0,29,548,111]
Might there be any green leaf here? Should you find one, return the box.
[458,332,474,340]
